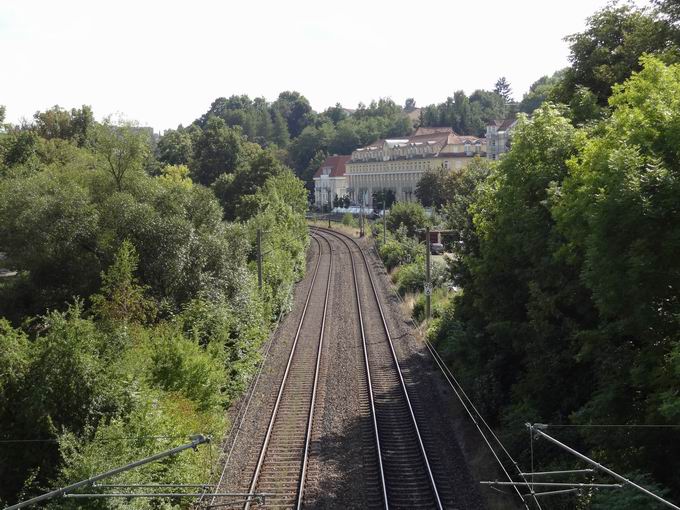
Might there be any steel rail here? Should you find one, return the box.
[313,227,443,510]
[315,230,388,509]
[296,233,332,510]
[243,233,331,510]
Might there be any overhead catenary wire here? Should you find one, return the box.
[530,424,680,510]
[5,435,210,510]
[538,423,680,429]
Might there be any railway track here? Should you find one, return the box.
[219,228,451,509]
[242,233,333,510]
[312,227,447,510]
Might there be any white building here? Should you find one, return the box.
[486,119,517,160]
[312,155,351,208]
[345,127,486,207]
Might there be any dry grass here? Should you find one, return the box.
[307,220,361,238]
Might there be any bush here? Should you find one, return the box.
[393,259,448,296]
[386,201,428,237]
[412,287,451,323]
[341,212,356,227]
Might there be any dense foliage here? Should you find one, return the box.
[0,108,308,508]
[429,57,680,507]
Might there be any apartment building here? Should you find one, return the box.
[344,127,486,207]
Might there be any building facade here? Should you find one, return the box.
[312,155,350,208]
[345,127,486,207]
[486,119,517,160]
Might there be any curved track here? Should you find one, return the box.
[312,227,444,510]
[244,233,332,510]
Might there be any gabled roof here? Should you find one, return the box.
[313,155,351,179]
[487,118,517,131]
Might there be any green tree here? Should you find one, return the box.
[386,201,428,237]
[372,189,396,211]
[212,148,287,221]
[555,4,680,107]
[33,105,93,146]
[415,167,446,208]
[273,90,314,138]
[329,119,360,155]
[494,76,513,103]
[90,240,156,324]
[157,128,193,166]
[553,60,680,470]
[92,119,151,191]
[519,71,566,114]
[191,116,242,186]
[272,109,290,148]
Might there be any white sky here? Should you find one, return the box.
[0,0,652,132]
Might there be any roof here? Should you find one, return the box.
[413,126,455,136]
[487,118,517,131]
[313,155,351,179]
[446,134,482,144]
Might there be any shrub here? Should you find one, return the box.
[386,201,428,237]
[412,287,451,323]
[341,212,356,227]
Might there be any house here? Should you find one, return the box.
[313,155,351,208]
[486,119,517,160]
[344,127,486,207]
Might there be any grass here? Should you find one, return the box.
[307,219,361,238]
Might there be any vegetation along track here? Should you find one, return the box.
[243,233,332,509]
[312,227,447,509]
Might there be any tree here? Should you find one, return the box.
[555,4,680,107]
[212,148,287,221]
[494,76,513,103]
[654,0,680,24]
[416,167,446,208]
[404,98,417,112]
[289,122,335,181]
[272,109,290,148]
[386,201,428,237]
[90,240,156,324]
[519,71,566,114]
[329,119,360,155]
[92,119,151,191]
[0,129,37,167]
[191,116,242,186]
[372,189,396,211]
[553,59,680,455]
[157,128,193,166]
[323,103,347,124]
[33,105,93,146]
[0,105,5,124]
[273,91,314,138]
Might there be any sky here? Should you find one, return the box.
[0,0,652,132]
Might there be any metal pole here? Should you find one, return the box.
[425,226,431,321]
[328,190,332,229]
[256,229,263,290]
[360,193,364,237]
[5,435,210,510]
[383,197,386,245]
[530,424,680,510]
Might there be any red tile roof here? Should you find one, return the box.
[313,155,351,179]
